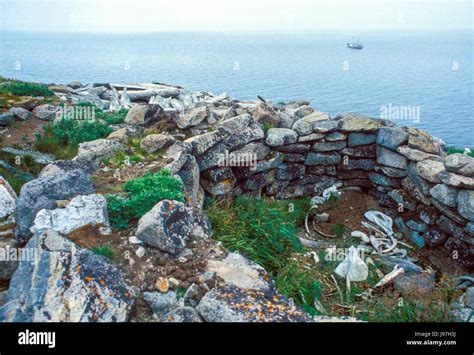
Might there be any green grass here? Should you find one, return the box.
[106,169,184,230]
[446,146,474,157]
[0,151,44,176]
[331,222,347,237]
[90,245,116,259]
[0,78,53,97]
[205,197,323,312]
[262,122,275,134]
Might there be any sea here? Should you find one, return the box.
[0,30,472,147]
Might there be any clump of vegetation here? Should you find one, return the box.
[0,77,54,97]
[106,169,184,230]
[446,146,474,157]
[91,245,116,259]
[262,122,275,133]
[331,222,347,237]
[104,150,142,169]
[205,197,323,312]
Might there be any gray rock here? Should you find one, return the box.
[253,102,279,127]
[305,152,341,166]
[325,131,346,141]
[376,127,408,151]
[0,237,18,281]
[216,114,252,134]
[429,184,459,207]
[388,189,416,211]
[312,120,339,133]
[438,171,474,190]
[32,104,60,121]
[275,143,311,154]
[312,141,346,152]
[232,142,270,161]
[177,156,200,206]
[175,106,208,129]
[0,177,17,219]
[415,160,445,183]
[406,162,434,196]
[1,147,55,165]
[14,169,94,241]
[277,163,305,180]
[0,229,134,322]
[397,145,443,162]
[68,81,83,89]
[195,143,228,172]
[445,154,474,177]
[265,128,298,147]
[162,306,203,322]
[201,179,236,197]
[184,130,222,156]
[340,145,376,158]
[243,170,276,191]
[135,200,212,255]
[376,146,407,169]
[408,128,443,155]
[164,142,192,174]
[297,132,325,143]
[39,159,96,177]
[223,122,264,150]
[457,190,474,222]
[369,173,401,188]
[30,194,110,236]
[292,111,330,135]
[74,139,124,165]
[124,104,169,126]
[464,288,474,309]
[337,113,383,132]
[140,134,175,153]
[0,112,14,126]
[339,159,374,171]
[201,167,236,183]
[8,107,32,121]
[252,153,285,173]
[423,227,448,248]
[347,132,376,147]
[143,291,178,316]
[374,165,406,178]
[207,252,273,292]
[196,285,313,322]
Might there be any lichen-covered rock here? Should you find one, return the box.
[74,139,124,165]
[32,104,60,121]
[177,155,200,206]
[196,285,313,322]
[124,104,169,126]
[223,122,264,150]
[135,200,212,255]
[298,132,325,142]
[232,142,271,161]
[394,271,435,297]
[277,163,305,180]
[376,127,408,151]
[438,171,474,190]
[201,179,236,197]
[377,146,407,170]
[253,102,280,127]
[143,291,178,317]
[338,159,374,171]
[0,237,18,281]
[175,106,208,129]
[195,143,228,172]
[0,177,17,219]
[0,229,134,322]
[369,173,401,188]
[415,160,445,183]
[292,111,330,135]
[456,190,474,222]
[30,194,110,236]
[406,162,434,196]
[207,252,272,292]
[14,169,95,241]
[164,142,192,174]
[408,128,443,155]
[340,145,376,158]
[445,154,474,177]
[429,184,458,207]
[184,130,223,156]
[140,134,175,153]
[397,145,443,162]
[338,113,383,132]
[9,107,32,121]
[163,307,203,322]
[265,128,298,147]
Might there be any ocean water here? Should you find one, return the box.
[0,30,472,147]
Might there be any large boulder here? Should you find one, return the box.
[337,113,383,132]
[397,145,443,162]
[175,106,208,129]
[0,229,135,322]
[347,132,376,147]
[184,130,223,156]
[135,200,212,255]
[253,102,280,127]
[9,107,32,121]
[196,285,313,322]
[438,171,474,189]
[14,169,95,241]
[0,177,17,219]
[408,128,443,155]
[177,156,200,206]
[30,194,111,236]
[415,160,445,183]
[429,184,458,207]
[163,142,192,174]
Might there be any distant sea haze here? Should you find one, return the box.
[0,30,472,147]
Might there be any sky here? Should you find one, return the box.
[0,0,472,33]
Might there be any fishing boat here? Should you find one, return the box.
[347,38,363,50]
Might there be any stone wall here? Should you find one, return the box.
[163,109,474,269]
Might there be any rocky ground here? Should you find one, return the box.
[0,78,472,322]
